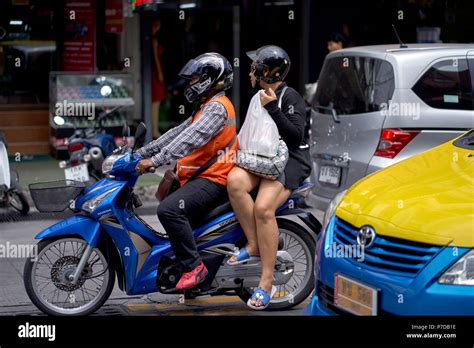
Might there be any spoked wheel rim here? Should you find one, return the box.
[244,227,313,305]
[270,228,313,304]
[30,238,110,315]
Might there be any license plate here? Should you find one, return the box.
[334,274,378,315]
[318,166,341,185]
[65,163,90,182]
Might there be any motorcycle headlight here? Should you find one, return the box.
[102,154,122,174]
[438,250,474,286]
[321,189,347,233]
[81,186,119,213]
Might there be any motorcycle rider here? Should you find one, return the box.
[135,53,237,290]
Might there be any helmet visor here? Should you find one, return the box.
[178,59,204,80]
[246,50,258,61]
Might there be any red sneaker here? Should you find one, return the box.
[176,261,208,290]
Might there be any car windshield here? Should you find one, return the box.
[453,130,474,150]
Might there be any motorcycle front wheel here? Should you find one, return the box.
[24,237,115,316]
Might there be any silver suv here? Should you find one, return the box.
[308,44,474,210]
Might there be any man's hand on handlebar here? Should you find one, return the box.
[135,159,156,175]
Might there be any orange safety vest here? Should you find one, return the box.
[176,95,238,187]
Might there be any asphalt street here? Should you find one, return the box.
[0,204,324,316]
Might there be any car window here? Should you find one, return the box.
[412,58,473,110]
[313,56,395,115]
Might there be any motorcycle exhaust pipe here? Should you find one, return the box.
[89,147,103,160]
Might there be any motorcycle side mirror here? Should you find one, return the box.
[0,26,6,40]
[133,122,147,151]
[122,123,130,137]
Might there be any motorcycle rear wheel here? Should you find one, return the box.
[237,220,316,310]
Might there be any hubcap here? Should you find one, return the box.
[245,228,313,305]
[50,256,88,291]
[271,228,312,304]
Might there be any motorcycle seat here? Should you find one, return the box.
[199,200,233,225]
[197,188,259,225]
[193,181,314,226]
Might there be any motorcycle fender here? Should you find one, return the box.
[35,215,103,247]
[276,208,322,239]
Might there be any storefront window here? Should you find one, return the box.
[0,0,59,105]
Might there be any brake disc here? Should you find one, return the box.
[50,256,89,291]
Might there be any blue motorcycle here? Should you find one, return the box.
[24,123,320,316]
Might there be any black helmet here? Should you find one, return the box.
[179,52,233,103]
[246,45,291,84]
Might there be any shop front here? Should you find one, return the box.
[0,0,139,158]
[132,0,310,137]
[0,0,60,156]
[2,0,472,157]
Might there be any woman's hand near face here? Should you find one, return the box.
[259,88,277,106]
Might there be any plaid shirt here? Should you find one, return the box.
[137,92,227,166]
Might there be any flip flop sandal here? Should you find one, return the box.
[227,247,260,265]
[247,286,277,311]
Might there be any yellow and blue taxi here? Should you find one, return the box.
[307,130,474,315]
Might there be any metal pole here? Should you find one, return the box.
[300,0,310,89]
[141,15,153,144]
[232,5,241,128]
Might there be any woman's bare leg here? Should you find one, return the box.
[227,167,261,260]
[251,179,291,307]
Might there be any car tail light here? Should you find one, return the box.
[68,143,83,152]
[374,128,420,159]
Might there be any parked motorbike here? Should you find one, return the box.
[0,131,29,215]
[57,85,127,185]
[58,106,120,184]
[24,123,320,315]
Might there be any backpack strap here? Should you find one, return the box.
[278,86,289,109]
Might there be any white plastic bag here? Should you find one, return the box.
[237,93,280,157]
